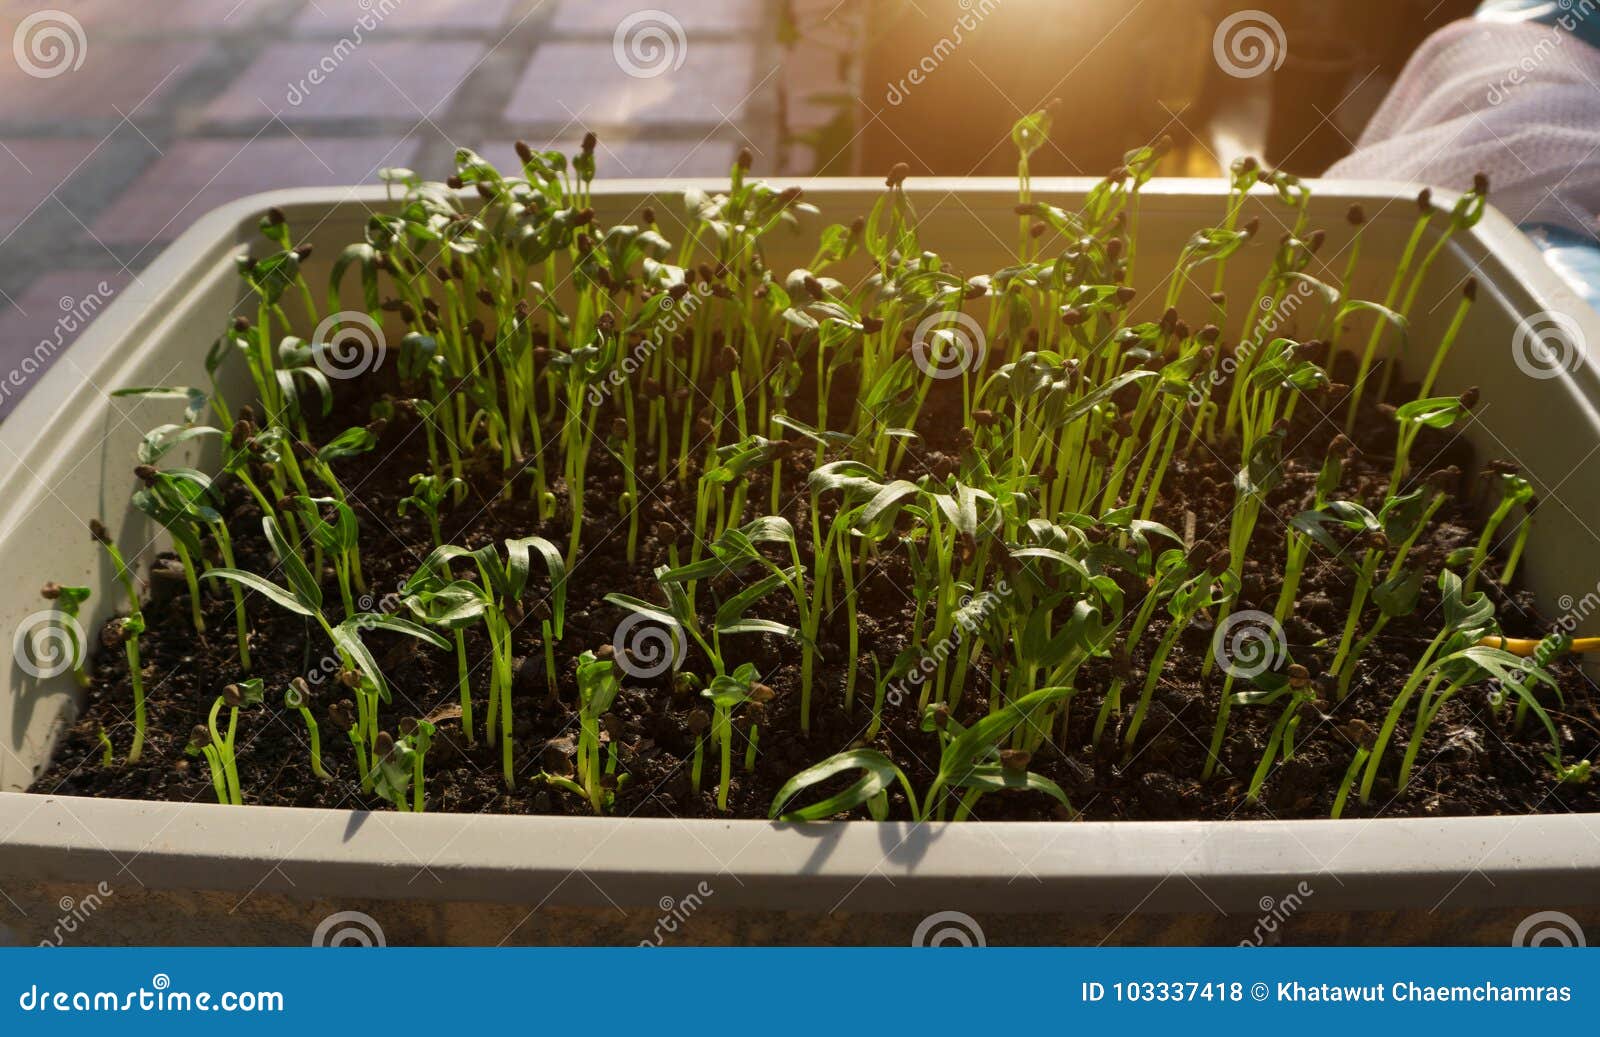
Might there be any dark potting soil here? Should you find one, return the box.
[30,344,1600,822]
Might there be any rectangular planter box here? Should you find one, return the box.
[2,179,1598,946]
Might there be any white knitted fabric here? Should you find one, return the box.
[1326,17,1600,236]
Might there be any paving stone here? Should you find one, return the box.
[504,41,763,127]
[91,135,420,244]
[0,138,103,238]
[0,0,808,406]
[0,268,130,417]
[203,40,486,122]
[292,0,519,33]
[550,0,759,34]
[0,40,208,122]
[0,0,260,35]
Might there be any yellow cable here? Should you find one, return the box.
[1478,635,1600,657]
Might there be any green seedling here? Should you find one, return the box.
[1361,572,1561,803]
[284,677,329,779]
[81,135,1574,821]
[398,472,464,547]
[403,537,566,783]
[38,582,91,687]
[206,515,447,791]
[373,717,437,813]
[702,663,773,811]
[769,684,1076,822]
[186,678,262,805]
[89,520,148,764]
[544,649,625,814]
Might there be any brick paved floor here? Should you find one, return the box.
[0,0,854,417]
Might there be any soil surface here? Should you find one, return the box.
[32,342,1600,822]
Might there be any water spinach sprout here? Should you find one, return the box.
[403,536,566,783]
[89,520,149,763]
[186,678,263,805]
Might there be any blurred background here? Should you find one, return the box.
[0,0,1484,416]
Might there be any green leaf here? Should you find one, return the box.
[1337,299,1408,350]
[1394,395,1469,429]
[232,677,266,707]
[956,764,1073,813]
[1378,487,1432,542]
[1010,547,1091,582]
[263,516,323,612]
[333,619,392,703]
[937,685,1076,790]
[295,497,360,555]
[1435,645,1560,746]
[372,737,416,807]
[329,243,380,315]
[1055,370,1157,427]
[717,617,802,640]
[576,650,622,718]
[350,613,450,650]
[203,568,314,617]
[1372,567,1423,617]
[406,582,489,628]
[1439,570,1495,643]
[859,479,921,531]
[137,424,220,464]
[112,386,209,424]
[714,568,795,627]
[243,249,301,305]
[1235,424,1287,498]
[49,585,91,614]
[770,748,913,821]
[705,668,761,710]
[1229,671,1294,708]
[1277,271,1341,307]
[1012,109,1053,160]
[317,426,377,464]
[504,535,567,634]
[1291,501,1380,558]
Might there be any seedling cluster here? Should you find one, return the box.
[55,115,1594,819]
